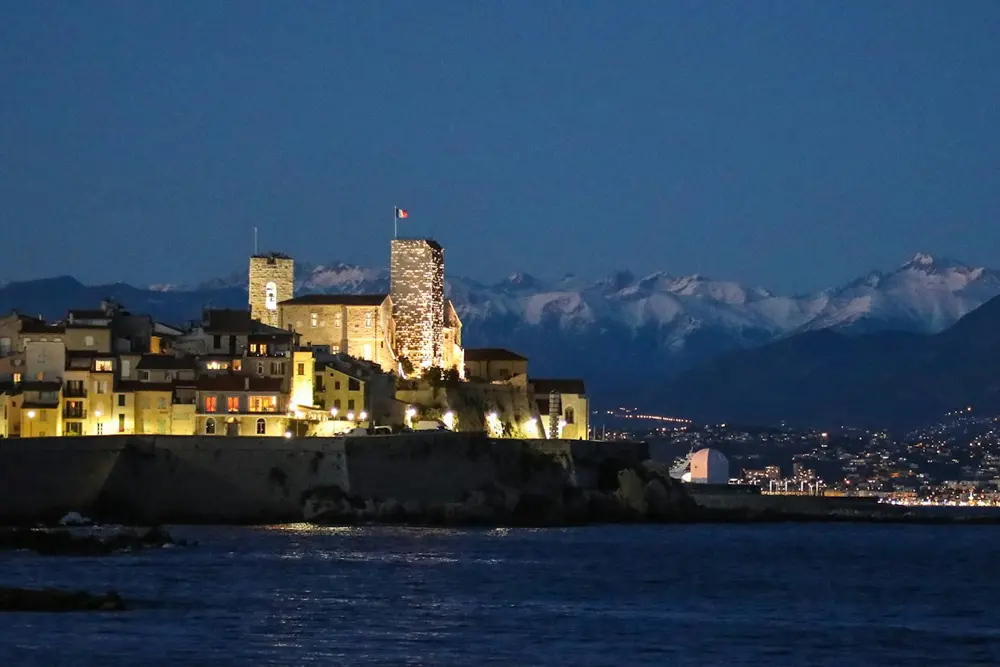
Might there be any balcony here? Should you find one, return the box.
[64,386,88,398]
[63,408,87,419]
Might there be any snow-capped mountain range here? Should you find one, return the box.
[2,253,997,405]
[170,251,1000,342]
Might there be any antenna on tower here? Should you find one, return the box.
[253,227,259,255]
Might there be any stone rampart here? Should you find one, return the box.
[0,434,652,525]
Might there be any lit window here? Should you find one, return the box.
[256,418,266,435]
[310,313,318,327]
[264,282,277,311]
[205,396,217,412]
[205,418,216,435]
[227,396,240,413]
[84,335,94,347]
[363,344,372,361]
[206,361,228,371]
[249,396,277,413]
[12,372,21,384]
[365,312,374,328]
[94,359,113,372]
[331,345,340,353]
[334,313,342,327]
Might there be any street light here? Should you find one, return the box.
[346,411,355,421]
[330,407,338,418]
[359,411,367,421]
[26,410,36,419]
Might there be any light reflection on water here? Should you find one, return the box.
[1,524,999,666]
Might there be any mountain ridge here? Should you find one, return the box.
[1,253,997,411]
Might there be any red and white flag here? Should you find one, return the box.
[394,207,408,219]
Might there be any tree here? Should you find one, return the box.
[442,367,461,385]
[423,366,443,386]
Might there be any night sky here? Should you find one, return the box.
[2,1,998,292]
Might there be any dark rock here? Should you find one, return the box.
[0,587,126,612]
[0,525,180,555]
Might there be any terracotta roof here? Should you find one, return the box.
[20,380,62,392]
[196,375,283,392]
[530,378,586,395]
[68,309,109,320]
[136,354,197,370]
[117,380,176,393]
[464,348,527,362]
[20,322,65,335]
[202,309,253,333]
[278,293,388,307]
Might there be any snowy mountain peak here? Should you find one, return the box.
[908,252,936,267]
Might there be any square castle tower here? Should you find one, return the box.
[391,239,444,369]
[249,253,294,328]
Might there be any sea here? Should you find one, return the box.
[1,523,999,666]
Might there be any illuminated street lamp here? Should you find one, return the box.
[27,410,36,419]
[330,407,338,418]
[346,411,355,421]
[359,411,368,421]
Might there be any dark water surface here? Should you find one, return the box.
[1,524,999,666]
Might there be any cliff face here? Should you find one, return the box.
[305,437,694,526]
[0,434,693,526]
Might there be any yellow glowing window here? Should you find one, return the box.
[233,359,242,371]
[204,396,217,412]
[249,396,277,413]
[227,396,240,413]
[94,359,113,372]
[206,361,228,371]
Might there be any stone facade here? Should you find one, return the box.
[248,254,294,328]
[391,239,445,370]
[279,295,396,372]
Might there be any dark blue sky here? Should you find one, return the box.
[2,1,998,292]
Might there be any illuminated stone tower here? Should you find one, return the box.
[391,239,444,370]
[248,253,294,328]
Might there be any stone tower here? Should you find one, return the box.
[390,239,445,370]
[248,253,294,328]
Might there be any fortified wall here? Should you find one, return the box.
[0,434,653,525]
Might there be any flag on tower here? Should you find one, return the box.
[394,207,408,219]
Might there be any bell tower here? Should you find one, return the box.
[249,253,294,328]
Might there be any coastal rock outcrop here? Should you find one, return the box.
[302,450,698,527]
[0,525,185,556]
[0,587,126,612]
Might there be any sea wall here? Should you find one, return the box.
[0,434,656,525]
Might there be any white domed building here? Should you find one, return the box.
[687,448,730,484]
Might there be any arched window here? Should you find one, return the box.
[565,407,575,425]
[205,418,216,435]
[264,282,278,311]
[256,418,266,435]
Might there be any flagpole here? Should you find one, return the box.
[393,207,397,240]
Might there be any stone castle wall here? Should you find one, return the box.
[0,434,648,524]
[249,255,294,328]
